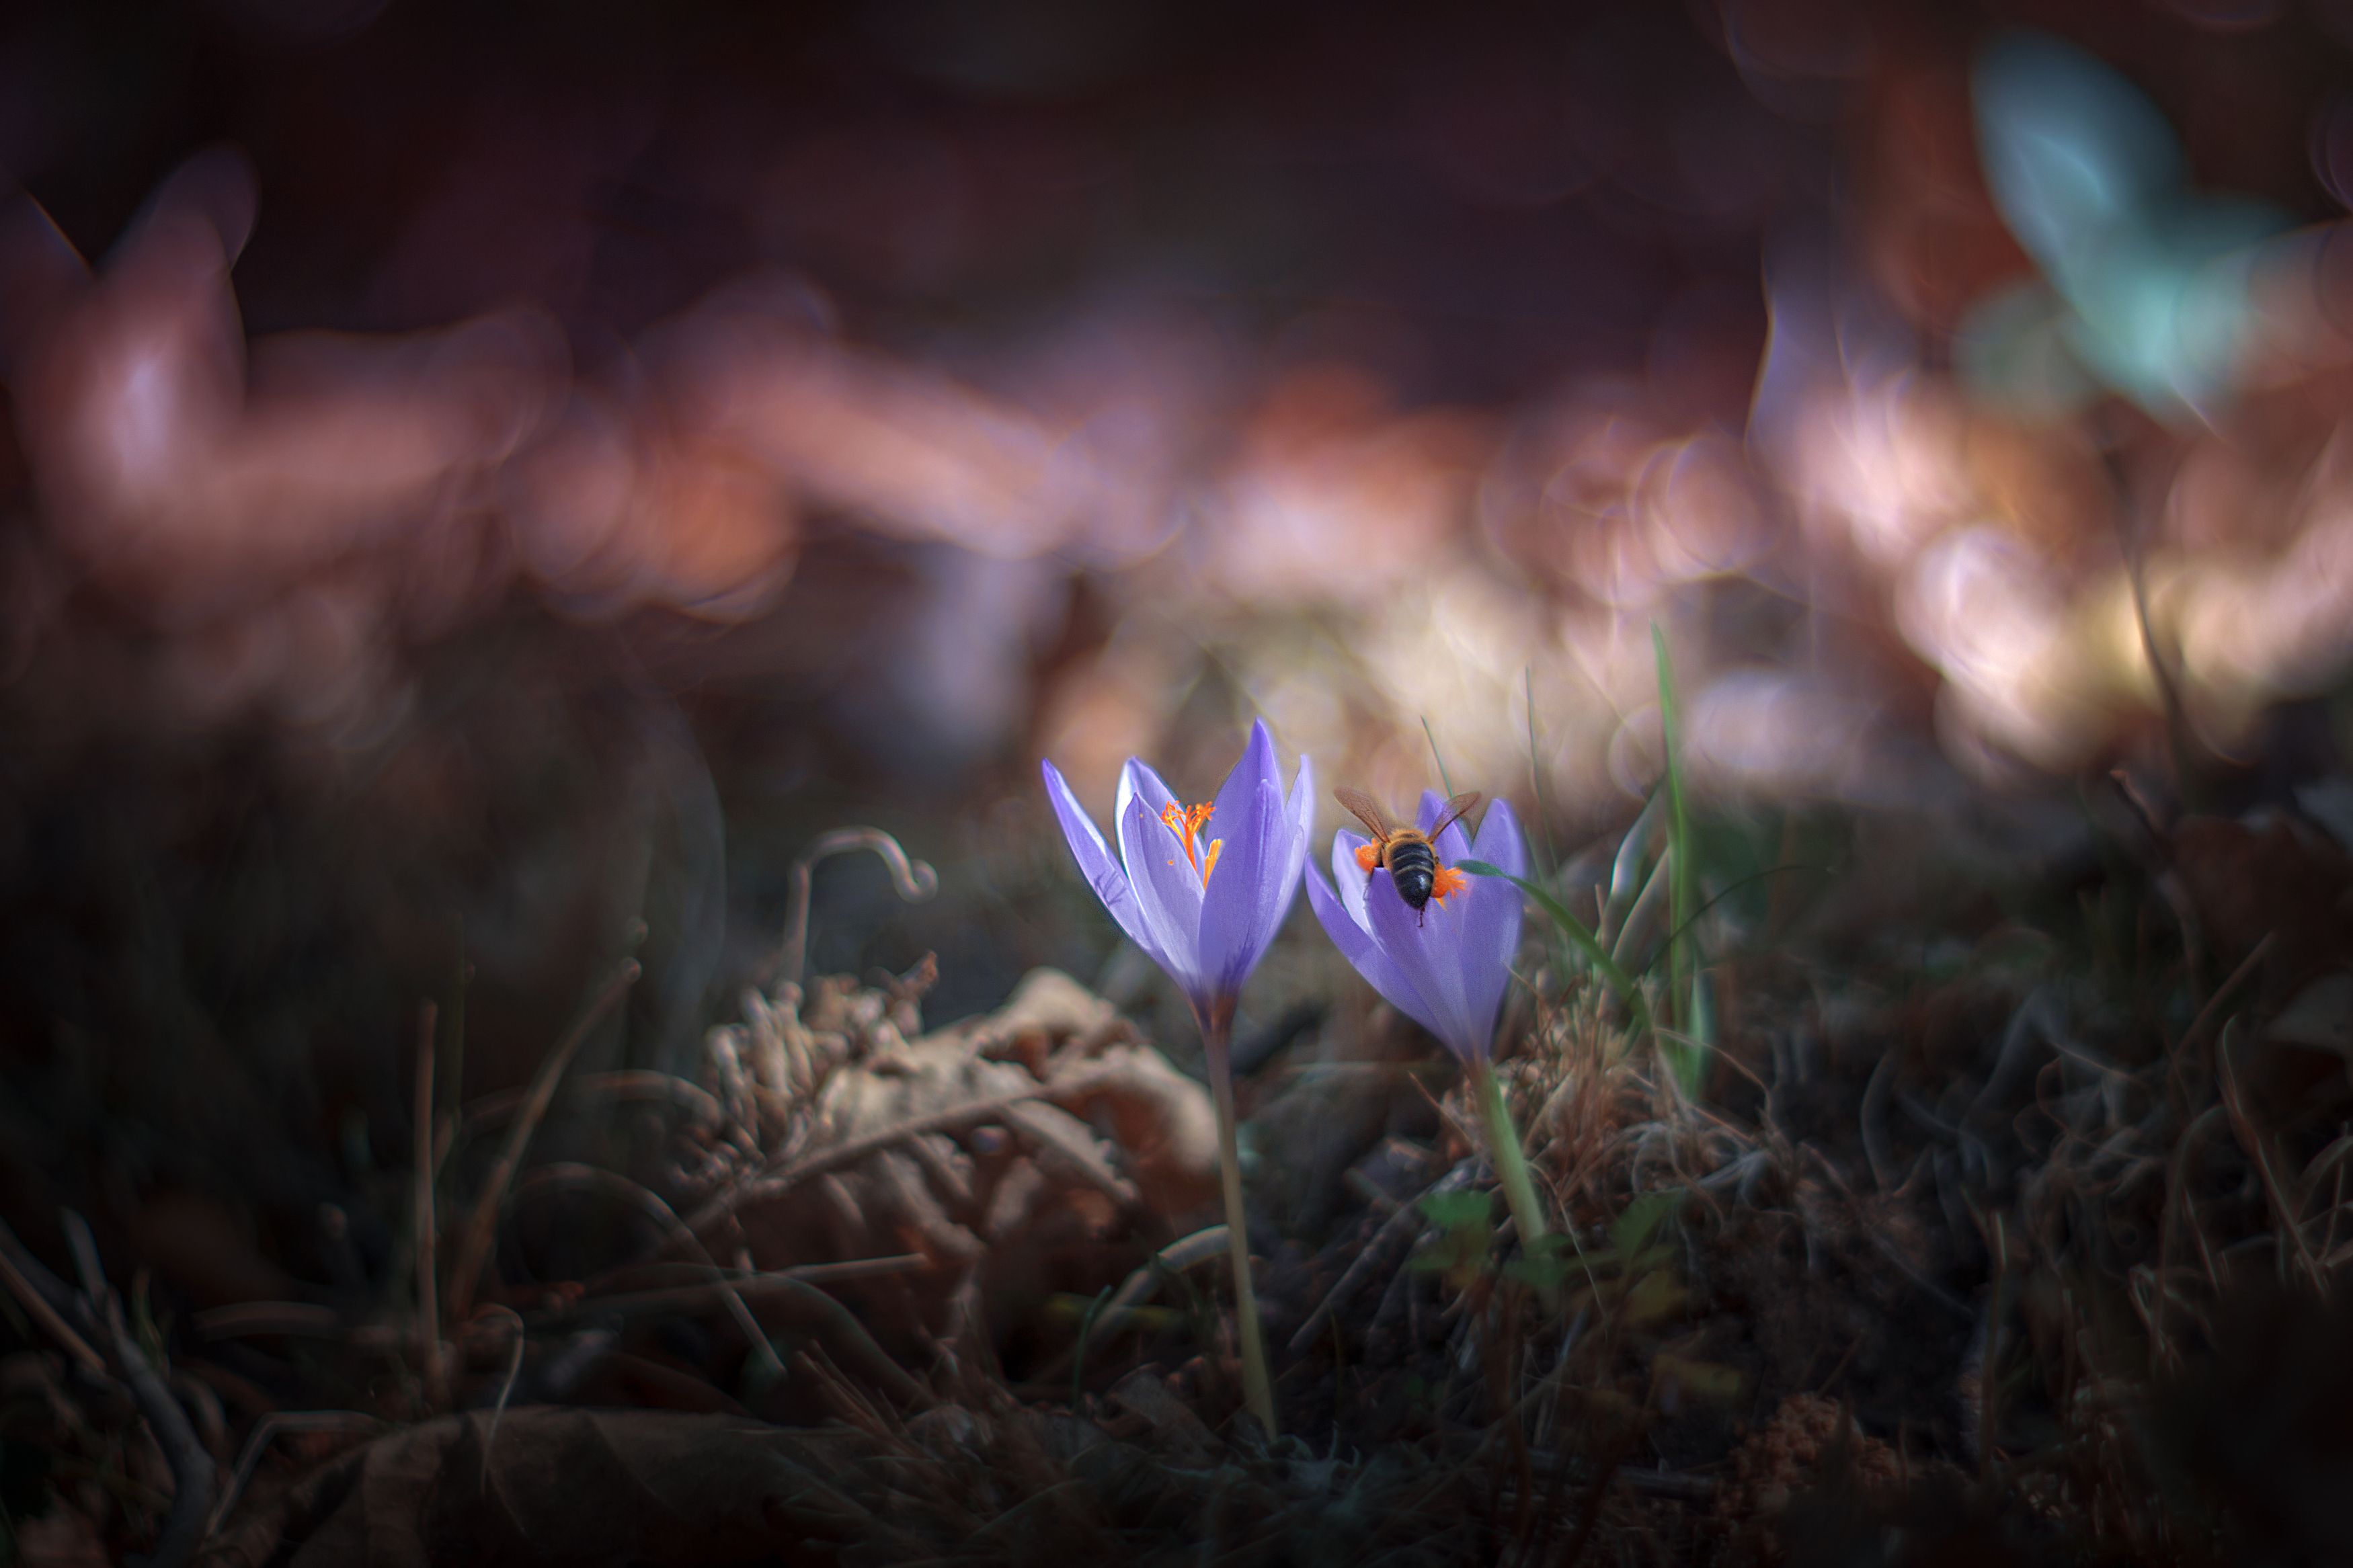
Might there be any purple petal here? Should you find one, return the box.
[1472,794,1529,882]
[1456,797,1525,1058]
[1332,830,1376,932]
[1041,759,1162,964]
[1306,860,1448,1044]
[1365,864,1484,1059]
[1115,758,1206,995]
[1281,753,1316,921]
[1197,723,1293,995]
[1119,757,1183,824]
[1417,789,1476,864]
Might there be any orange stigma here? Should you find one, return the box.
[1160,800,1223,887]
[1355,842,1382,873]
[1429,865,1470,905]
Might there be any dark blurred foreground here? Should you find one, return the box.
[9,2,2353,1562]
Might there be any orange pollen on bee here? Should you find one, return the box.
[1430,865,1470,905]
[1159,800,1222,886]
[1355,842,1382,873]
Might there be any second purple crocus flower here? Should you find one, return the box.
[1304,791,1526,1062]
[1306,790,1554,1295]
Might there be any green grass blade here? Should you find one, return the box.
[1421,716,1458,801]
[1652,624,1706,1098]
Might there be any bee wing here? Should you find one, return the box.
[1427,792,1483,850]
[1332,786,1396,839]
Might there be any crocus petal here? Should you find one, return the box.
[1283,755,1316,901]
[1116,757,1207,995]
[1198,721,1295,995]
[1457,797,1526,1057]
[1418,789,1476,864]
[1306,859,1449,1044]
[1363,864,1483,1058]
[1041,759,1164,965]
[1472,795,1528,881]
[1317,796,1526,1063]
[1332,830,1377,932]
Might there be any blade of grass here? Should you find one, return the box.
[1524,667,1558,877]
[1422,716,1459,801]
[1652,624,1707,1098]
[1070,1285,1113,1409]
[444,958,640,1324]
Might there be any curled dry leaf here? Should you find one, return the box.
[705,967,1219,1351]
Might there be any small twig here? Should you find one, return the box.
[774,827,939,989]
[444,958,640,1323]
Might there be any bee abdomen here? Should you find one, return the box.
[1388,839,1437,908]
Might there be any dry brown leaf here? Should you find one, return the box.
[715,968,1218,1350]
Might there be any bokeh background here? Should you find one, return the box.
[10,0,2353,1303]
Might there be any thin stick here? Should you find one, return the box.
[774,828,939,989]
[1198,998,1277,1434]
[413,1001,446,1410]
[444,959,639,1323]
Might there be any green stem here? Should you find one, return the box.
[1470,1056,1555,1309]
[1197,1000,1277,1436]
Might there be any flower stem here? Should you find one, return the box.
[1197,1001,1277,1436]
[1470,1056,1555,1308]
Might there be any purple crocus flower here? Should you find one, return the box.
[1040,720,1315,1015]
[1306,791,1525,1060]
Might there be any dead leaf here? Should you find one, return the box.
[709,969,1218,1354]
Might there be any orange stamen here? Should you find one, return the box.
[1355,842,1381,873]
[1430,865,1470,905]
[1158,800,1222,887]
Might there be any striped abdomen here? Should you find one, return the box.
[1386,835,1437,908]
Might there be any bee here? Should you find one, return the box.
[1334,786,1482,921]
